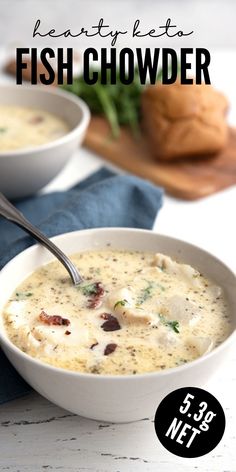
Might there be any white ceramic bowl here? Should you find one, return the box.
[0,85,90,199]
[0,228,235,422]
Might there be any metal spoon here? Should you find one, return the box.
[0,192,83,285]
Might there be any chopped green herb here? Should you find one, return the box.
[167,320,180,333]
[159,314,180,333]
[137,281,154,305]
[79,283,99,297]
[114,299,128,309]
[15,291,33,300]
[0,127,7,133]
[137,280,165,306]
[156,283,165,291]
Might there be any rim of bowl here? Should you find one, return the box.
[0,227,235,381]
[0,85,91,157]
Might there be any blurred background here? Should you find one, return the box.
[0,0,236,50]
[0,0,236,204]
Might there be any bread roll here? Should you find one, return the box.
[141,82,229,161]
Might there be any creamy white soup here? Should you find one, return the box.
[0,106,69,151]
[3,250,231,375]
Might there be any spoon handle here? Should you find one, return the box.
[0,192,83,285]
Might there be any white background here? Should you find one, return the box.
[1,0,236,49]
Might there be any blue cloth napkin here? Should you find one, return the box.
[0,167,163,405]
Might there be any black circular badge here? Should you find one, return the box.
[154,387,225,458]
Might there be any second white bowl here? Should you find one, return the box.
[0,85,90,199]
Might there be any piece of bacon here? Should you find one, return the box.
[100,313,110,320]
[29,115,44,124]
[87,282,105,309]
[104,343,117,356]
[90,342,99,350]
[87,298,103,309]
[100,314,121,332]
[39,310,70,326]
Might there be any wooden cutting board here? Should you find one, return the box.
[84,117,236,200]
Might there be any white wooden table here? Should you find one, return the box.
[0,48,236,470]
[0,347,235,471]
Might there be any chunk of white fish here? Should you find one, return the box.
[33,317,89,346]
[210,284,223,298]
[156,326,180,347]
[153,253,202,287]
[188,336,214,356]
[159,294,200,326]
[108,287,155,325]
[26,332,42,350]
[4,300,27,328]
